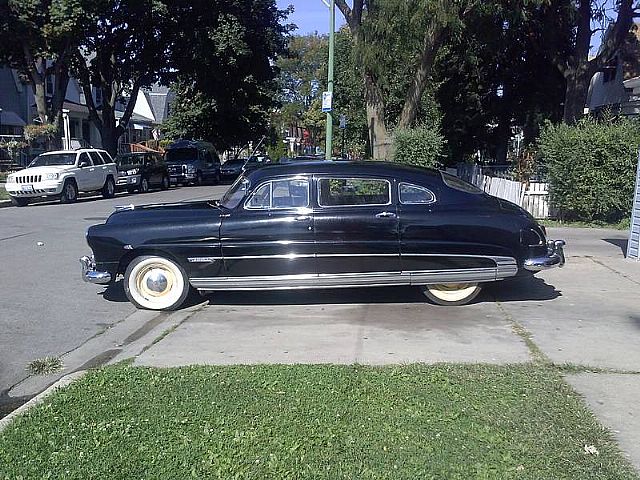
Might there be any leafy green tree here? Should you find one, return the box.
[336,0,473,159]
[162,0,290,150]
[70,0,170,155]
[0,0,93,129]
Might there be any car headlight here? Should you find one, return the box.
[186,164,196,173]
[44,173,59,180]
[126,168,140,176]
[6,176,15,183]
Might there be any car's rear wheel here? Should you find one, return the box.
[11,197,29,207]
[102,176,116,198]
[160,175,170,190]
[60,180,78,203]
[124,255,190,310]
[421,283,482,306]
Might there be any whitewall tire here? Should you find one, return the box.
[124,255,190,310]
[421,283,482,306]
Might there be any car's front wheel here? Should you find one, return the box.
[124,255,190,310]
[160,175,170,190]
[60,179,78,203]
[421,283,482,306]
[139,177,150,193]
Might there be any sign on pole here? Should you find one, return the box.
[339,114,347,129]
[322,91,333,113]
[627,150,640,260]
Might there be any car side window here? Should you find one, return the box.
[203,151,214,168]
[399,183,436,204]
[89,151,104,165]
[78,152,92,167]
[318,177,390,206]
[246,183,271,209]
[98,151,113,164]
[245,178,310,210]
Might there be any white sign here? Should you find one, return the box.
[322,91,333,112]
[627,150,640,260]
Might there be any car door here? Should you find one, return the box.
[313,176,400,276]
[219,176,315,278]
[397,182,501,273]
[202,150,217,181]
[75,152,96,190]
[88,151,107,188]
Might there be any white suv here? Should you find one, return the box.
[5,149,118,206]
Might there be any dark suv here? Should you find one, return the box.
[115,152,170,193]
[165,140,222,186]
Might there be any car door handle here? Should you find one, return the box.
[294,215,311,221]
[375,212,396,219]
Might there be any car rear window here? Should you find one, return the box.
[440,172,483,194]
[318,178,390,206]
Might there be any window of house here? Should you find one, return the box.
[318,177,390,206]
[399,183,436,204]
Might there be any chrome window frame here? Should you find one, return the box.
[244,176,311,211]
[398,182,437,205]
[316,176,392,208]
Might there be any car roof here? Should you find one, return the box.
[248,161,442,183]
[41,149,107,155]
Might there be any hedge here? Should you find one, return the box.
[537,117,640,222]
[392,125,444,169]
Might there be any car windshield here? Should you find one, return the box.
[29,153,76,167]
[116,155,144,166]
[219,176,250,209]
[166,148,197,163]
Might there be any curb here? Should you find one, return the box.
[0,371,86,433]
[0,200,12,209]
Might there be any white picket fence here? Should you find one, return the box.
[457,165,551,219]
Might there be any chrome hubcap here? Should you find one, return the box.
[146,270,168,293]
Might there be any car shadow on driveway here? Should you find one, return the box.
[99,276,561,308]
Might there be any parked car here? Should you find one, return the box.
[80,161,565,311]
[241,155,271,174]
[220,158,246,180]
[165,140,221,186]
[115,151,170,193]
[5,148,117,206]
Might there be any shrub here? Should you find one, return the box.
[392,125,444,169]
[537,116,640,222]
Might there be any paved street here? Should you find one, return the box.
[0,184,229,408]
[1,188,639,469]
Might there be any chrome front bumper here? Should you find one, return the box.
[524,240,566,272]
[79,255,112,284]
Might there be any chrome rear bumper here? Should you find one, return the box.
[524,240,566,272]
[79,255,112,284]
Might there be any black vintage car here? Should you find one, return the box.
[80,162,565,310]
[115,152,170,193]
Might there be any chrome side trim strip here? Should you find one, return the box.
[190,262,519,291]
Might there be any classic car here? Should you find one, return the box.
[80,161,565,311]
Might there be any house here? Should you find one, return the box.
[587,23,640,117]
[0,64,174,157]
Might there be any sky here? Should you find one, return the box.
[277,0,346,35]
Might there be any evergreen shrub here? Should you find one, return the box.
[538,117,640,222]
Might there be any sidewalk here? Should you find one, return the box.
[133,226,640,469]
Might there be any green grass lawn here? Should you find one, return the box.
[0,364,637,479]
[541,219,630,231]
[0,173,9,200]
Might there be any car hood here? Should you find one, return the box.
[12,165,72,176]
[116,164,142,171]
[106,200,222,225]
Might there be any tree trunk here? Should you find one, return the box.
[99,99,119,157]
[364,71,390,160]
[562,63,593,124]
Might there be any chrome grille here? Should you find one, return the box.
[16,175,42,183]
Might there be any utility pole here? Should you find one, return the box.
[323,0,335,160]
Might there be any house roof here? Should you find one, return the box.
[0,110,26,126]
[143,84,174,124]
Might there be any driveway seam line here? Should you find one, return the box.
[495,301,549,364]
[586,256,640,286]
